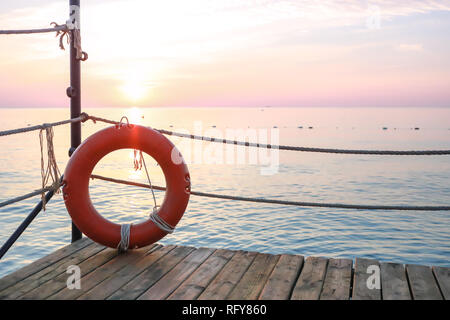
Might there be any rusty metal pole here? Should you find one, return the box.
[68,0,82,242]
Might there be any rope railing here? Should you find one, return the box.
[155,129,450,156]
[2,113,450,153]
[0,114,87,212]
[0,187,53,209]
[90,174,450,211]
[86,115,450,156]
[0,113,88,137]
[0,24,67,35]
[1,113,449,213]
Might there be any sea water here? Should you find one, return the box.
[0,107,449,277]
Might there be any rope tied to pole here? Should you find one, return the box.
[51,22,85,61]
[51,22,70,51]
[39,126,61,210]
[0,21,87,58]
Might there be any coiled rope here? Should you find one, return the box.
[39,126,61,210]
[117,224,131,253]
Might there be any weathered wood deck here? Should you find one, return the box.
[0,237,449,300]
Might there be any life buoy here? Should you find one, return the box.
[62,123,190,249]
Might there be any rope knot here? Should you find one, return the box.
[51,22,69,50]
[51,22,86,61]
[80,112,90,123]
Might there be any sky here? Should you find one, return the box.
[0,0,449,108]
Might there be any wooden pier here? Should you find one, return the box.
[0,237,449,300]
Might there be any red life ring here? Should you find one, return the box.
[62,123,190,249]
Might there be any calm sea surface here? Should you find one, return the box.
[0,107,449,278]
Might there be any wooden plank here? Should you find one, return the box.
[138,247,215,300]
[291,256,328,300]
[107,246,194,300]
[4,238,449,301]
[0,242,104,299]
[320,258,352,300]
[352,258,381,300]
[167,249,236,300]
[198,250,257,300]
[259,254,303,300]
[380,262,411,300]
[19,247,118,299]
[47,244,158,300]
[78,244,176,300]
[227,253,280,300]
[432,266,450,300]
[0,237,92,292]
[407,264,443,300]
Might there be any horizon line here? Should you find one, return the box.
[1,105,449,109]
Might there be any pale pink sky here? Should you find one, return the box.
[0,0,450,108]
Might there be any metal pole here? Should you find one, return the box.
[0,189,56,259]
[68,0,82,242]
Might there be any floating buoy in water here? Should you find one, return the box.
[63,123,190,249]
